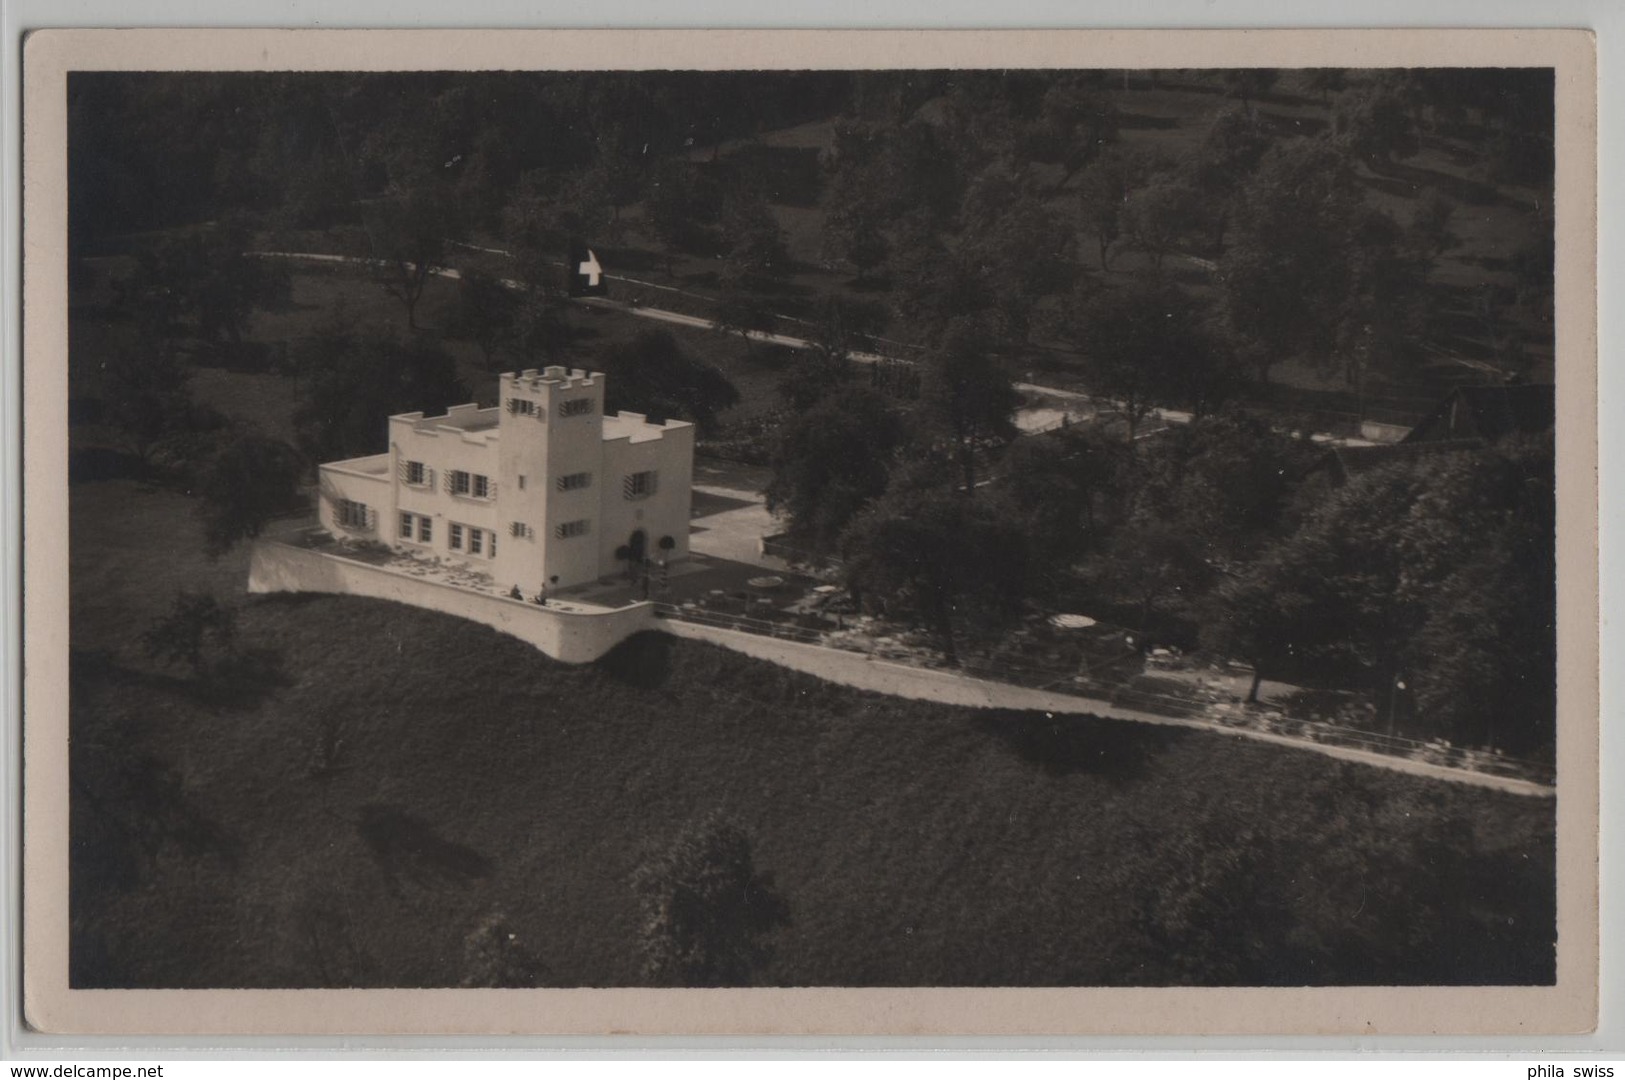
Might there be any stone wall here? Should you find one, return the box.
[247,540,655,664]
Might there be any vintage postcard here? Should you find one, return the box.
[19,27,1599,1037]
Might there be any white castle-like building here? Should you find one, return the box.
[317,367,694,592]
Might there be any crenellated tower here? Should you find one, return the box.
[493,367,606,593]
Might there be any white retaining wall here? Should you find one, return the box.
[248,541,655,663]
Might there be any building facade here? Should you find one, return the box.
[317,366,694,592]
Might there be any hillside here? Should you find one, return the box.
[71,477,1555,989]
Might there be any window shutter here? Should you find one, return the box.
[424,467,434,489]
[488,480,498,500]
[649,471,659,496]
[397,459,409,482]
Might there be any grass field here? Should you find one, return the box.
[69,477,1556,989]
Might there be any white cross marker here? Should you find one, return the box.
[578,249,603,287]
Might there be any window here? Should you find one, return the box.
[402,460,428,486]
[510,521,530,539]
[624,470,658,500]
[555,519,590,539]
[469,529,483,555]
[508,397,536,416]
[559,397,594,417]
[449,471,494,499]
[336,499,369,529]
[558,471,592,492]
[397,512,434,544]
[449,523,464,551]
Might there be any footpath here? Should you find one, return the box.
[659,615,1555,799]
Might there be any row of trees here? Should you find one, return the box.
[763,303,1554,755]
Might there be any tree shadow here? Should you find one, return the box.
[596,631,674,691]
[975,709,1185,780]
[357,805,493,893]
[72,750,242,904]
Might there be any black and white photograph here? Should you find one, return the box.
[19,28,1599,1036]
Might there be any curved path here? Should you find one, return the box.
[662,617,1555,799]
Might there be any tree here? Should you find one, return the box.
[447,267,518,369]
[823,201,889,282]
[1134,414,1314,563]
[293,321,468,462]
[643,159,721,272]
[840,484,1030,665]
[955,170,1076,343]
[504,169,613,275]
[1075,148,1169,272]
[1218,140,1363,384]
[1205,436,1555,754]
[1094,516,1214,631]
[999,423,1132,575]
[366,184,458,330]
[1072,280,1234,438]
[98,345,206,466]
[133,221,291,349]
[1334,80,1421,167]
[920,319,1020,495]
[142,591,238,675]
[886,215,983,335]
[1393,436,1556,754]
[766,386,907,553]
[196,434,306,557]
[631,813,789,987]
[502,289,578,368]
[773,296,889,411]
[720,191,791,287]
[1336,205,1430,389]
[597,329,740,436]
[1186,107,1270,253]
[1121,176,1202,270]
[1022,81,1120,193]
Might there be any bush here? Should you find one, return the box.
[631,812,790,986]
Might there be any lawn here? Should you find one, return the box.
[69,476,1556,989]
